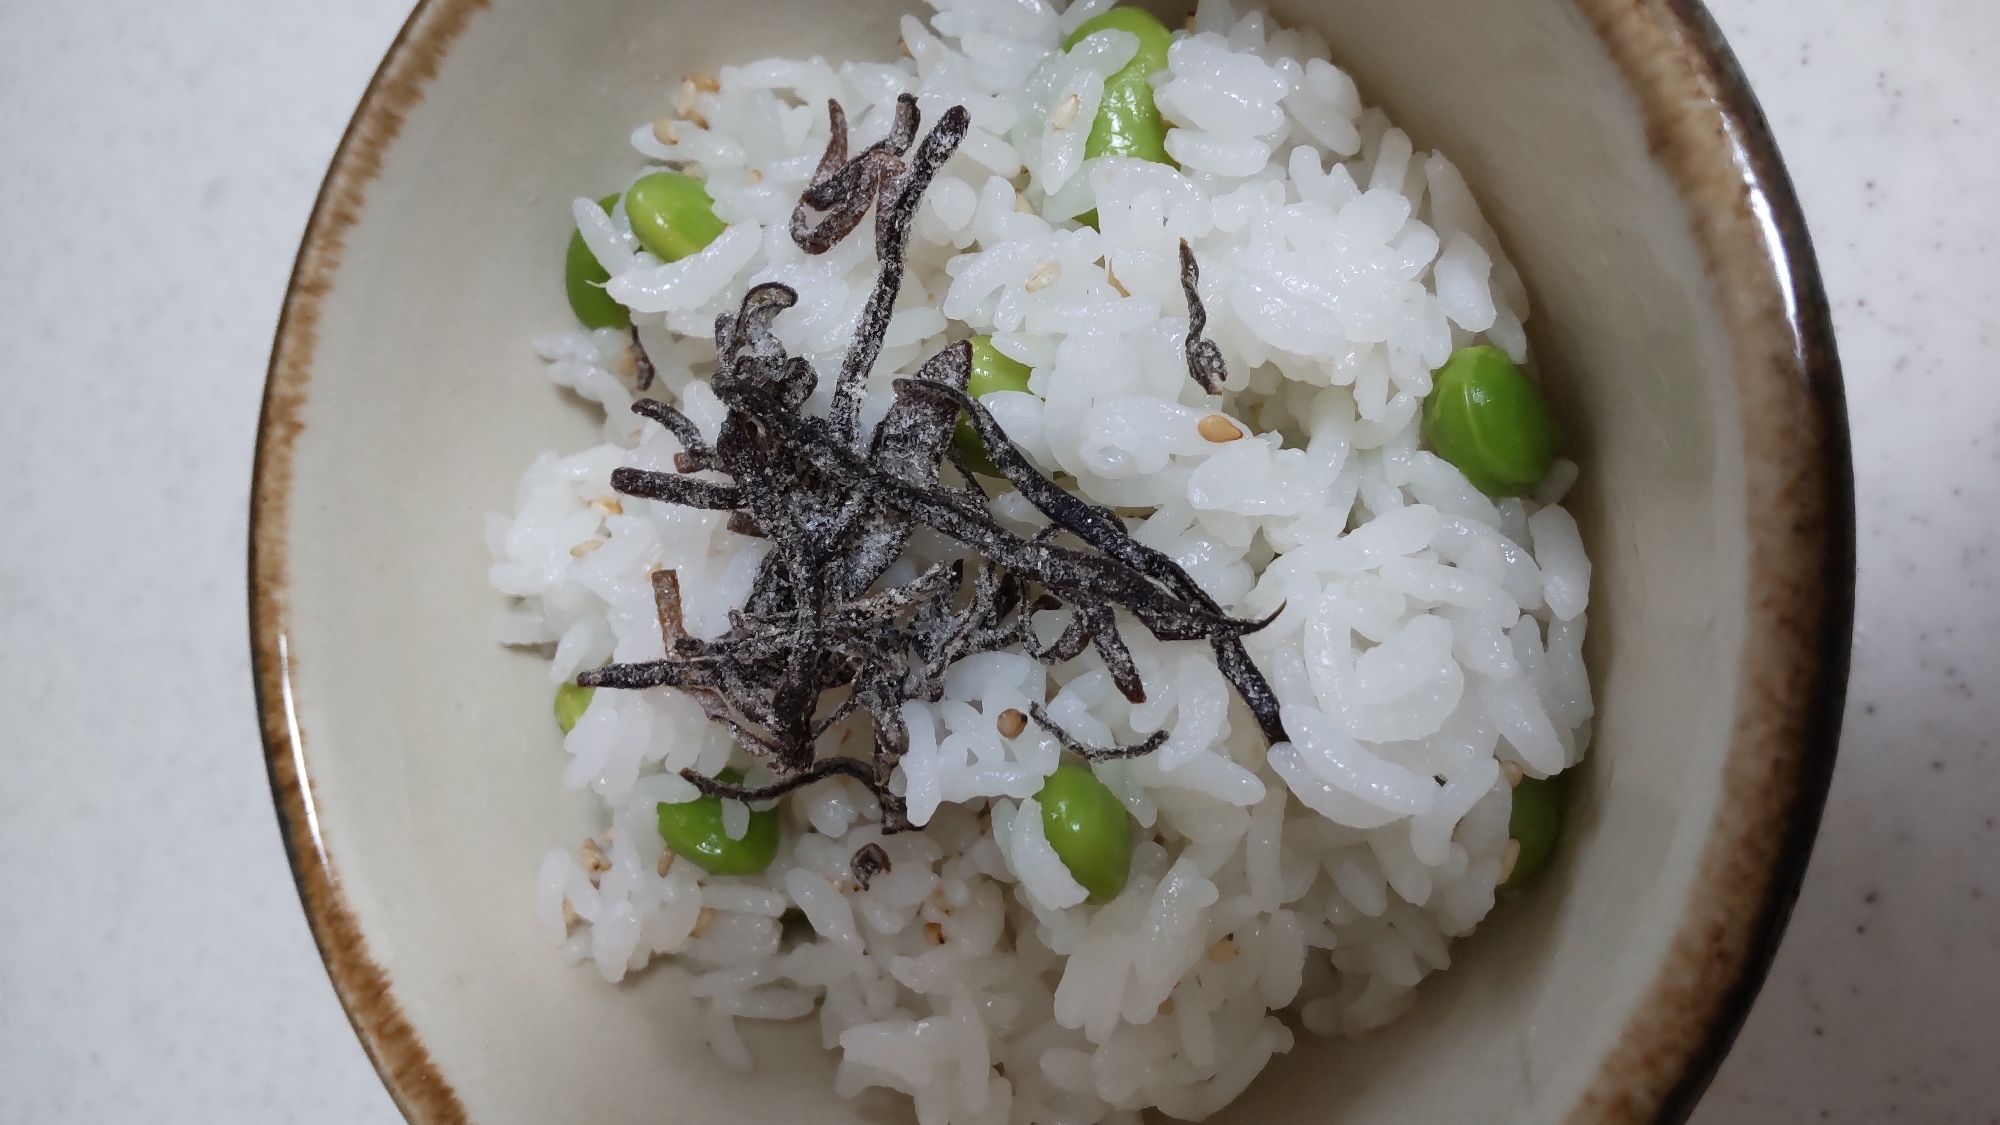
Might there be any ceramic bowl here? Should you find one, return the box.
[251,0,1852,1121]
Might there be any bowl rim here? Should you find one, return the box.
[247,1,1854,1123]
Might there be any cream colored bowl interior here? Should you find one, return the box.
[278,0,1745,1121]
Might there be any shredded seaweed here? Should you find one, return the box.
[630,324,657,392]
[849,842,892,890]
[1180,240,1227,396]
[579,100,1288,831]
[1027,703,1170,761]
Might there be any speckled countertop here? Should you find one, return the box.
[0,1,1992,1121]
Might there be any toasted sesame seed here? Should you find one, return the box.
[691,74,720,93]
[746,168,763,185]
[579,838,611,874]
[923,921,947,945]
[1499,838,1522,883]
[1207,937,1240,963]
[652,117,679,146]
[656,850,673,876]
[674,79,699,118]
[996,708,1028,739]
[1050,92,1081,130]
[570,538,604,558]
[692,906,718,936]
[1197,414,1243,443]
[562,901,581,930]
[1024,261,1061,293]
[588,496,624,516]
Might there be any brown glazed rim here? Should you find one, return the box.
[246,2,1853,1124]
[251,3,488,1123]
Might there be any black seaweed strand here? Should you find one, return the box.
[849,842,891,890]
[630,324,657,392]
[821,103,970,450]
[1180,239,1227,396]
[1027,702,1172,761]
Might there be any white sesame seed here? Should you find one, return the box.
[1050,92,1080,130]
[1197,414,1243,443]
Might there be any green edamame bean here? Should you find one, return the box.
[1502,774,1561,890]
[967,335,1035,399]
[953,336,1034,478]
[553,682,595,734]
[565,195,630,330]
[1064,8,1174,164]
[624,171,727,263]
[1422,345,1559,497]
[656,770,780,876]
[1038,763,1134,904]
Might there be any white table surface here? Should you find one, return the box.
[1,1,1992,1120]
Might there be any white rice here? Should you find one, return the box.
[488,0,1593,1120]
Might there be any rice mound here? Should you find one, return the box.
[487,0,1594,1120]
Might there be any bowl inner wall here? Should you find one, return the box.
[279,0,1745,1121]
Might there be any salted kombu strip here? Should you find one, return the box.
[1027,703,1169,762]
[849,842,892,890]
[578,99,1288,837]
[1180,240,1227,396]
[630,324,658,392]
